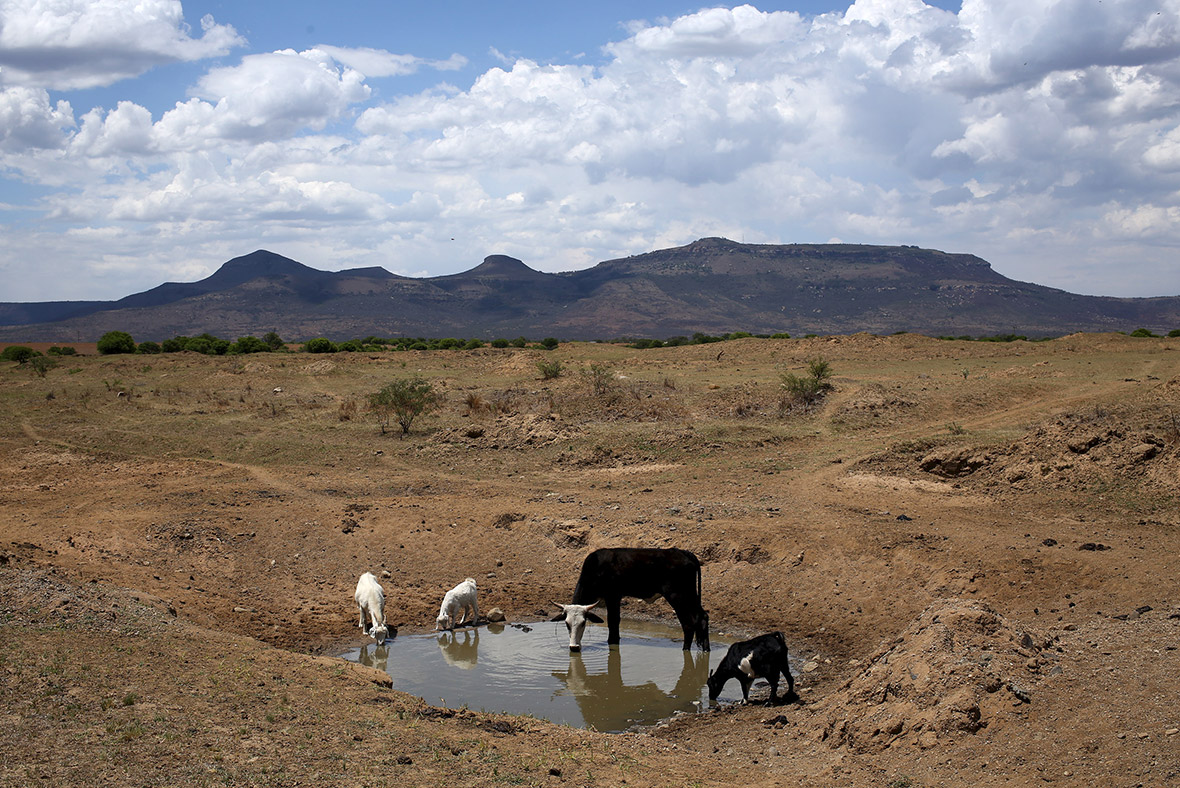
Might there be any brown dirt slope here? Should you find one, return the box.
[2,333,1179,787]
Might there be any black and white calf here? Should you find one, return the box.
[707,631,796,704]
[552,547,709,652]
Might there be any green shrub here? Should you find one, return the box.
[510,337,528,348]
[230,336,270,354]
[541,337,560,350]
[1129,328,1157,338]
[463,338,484,350]
[779,357,834,414]
[47,346,77,356]
[184,337,212,355]
[368,376,442,435]
[1169,329,1180,338]
[262,331,286,350]
[491,338,510,348]
[303,337,337,354]
[161,336,188,352]
[536,359,564,380]
[1,345,38,363]
[337,340,362,352]
[97,331,136,355]
[770,332,791,339]
[137,341,162,354]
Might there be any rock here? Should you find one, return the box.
[486,607,506,623]
[803,661,819,673]
[766,745,780,757]
[919,447,990,477]
[917,731,939,749]
[1166,728,1179,737]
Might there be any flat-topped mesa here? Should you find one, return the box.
[461,254,549,281]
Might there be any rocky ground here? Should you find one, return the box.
[2,333,1178,787]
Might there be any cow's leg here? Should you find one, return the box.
[606,597,622,645]
[358,603,366,630]
[739,676,752,703]
[781,660,797,701]
[666,592,702,650]
[767,675,779,705]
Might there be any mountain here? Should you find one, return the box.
[2,239,1178,341]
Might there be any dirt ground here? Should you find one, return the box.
[2,333,1179,787]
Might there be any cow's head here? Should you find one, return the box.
[369,623,389,642]
[435,612,452,631]
[550,600,604,651]
[706,667,723,700]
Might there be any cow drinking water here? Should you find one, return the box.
[552,548,709,651]
[707,631,797,704]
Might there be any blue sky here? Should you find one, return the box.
[2,0,1179,304]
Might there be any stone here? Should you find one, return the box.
[486,607,506,623]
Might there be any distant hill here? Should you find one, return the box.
[2,240,1178,341]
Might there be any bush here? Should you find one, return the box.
[1129,328,1157,338]
[184,337,212,355]
[510,337,528,348]
[1169,329,1180,338]
[161,336,188,352]
[303,337,337,354]
[337,340,362,352]
[1,345,38,363]
[137,341,162,354]
[97,331,136,355]
[368,376,442,435]
[780,357,834,414]
[29,356,56,377]
[541,337,560,350]
[47,346,77,356]
[263,331,286,350]
[537,359,564,380]
[582,363,617,396]
[463,338,484,350]
[230,336,270,354]
[491,338,510,348]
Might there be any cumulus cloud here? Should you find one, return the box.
[0,0,244,89]
[5,0,1180,301]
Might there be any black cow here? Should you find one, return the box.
[707,631,797,704]
[552,547,709,651]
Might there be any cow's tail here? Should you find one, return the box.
[696,556,702,602]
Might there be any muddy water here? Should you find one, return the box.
[342,619,771,732]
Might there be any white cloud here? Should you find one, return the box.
[5,0,1180,302]
[0,0,244,89]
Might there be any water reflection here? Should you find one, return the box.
[553,647,711,731]
[341,619,734,731]
[437,629,479,670]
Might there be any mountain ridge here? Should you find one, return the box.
[2,239,1177,341]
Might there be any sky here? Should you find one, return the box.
[2,0,1180,303]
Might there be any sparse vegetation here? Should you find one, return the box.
[368,375,442,435]
[779,357,834,413]
[536,359,564,380]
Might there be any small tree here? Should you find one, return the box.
[29,355,56,377]
[1,345,38,363]
[262,331,286,350]
[303,337,337,353]
[97,331,136,355]
[137,341,162,354]
[541,337,560,350]
[369,376,441,435]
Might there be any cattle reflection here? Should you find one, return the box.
[552,647,710,731]
[437,629,479,670]
[356,641,389,669]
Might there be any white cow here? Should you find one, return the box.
[436,577,478,630]
[354,572,388,641]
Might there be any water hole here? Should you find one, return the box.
[342,619,795,732]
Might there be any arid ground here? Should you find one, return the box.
[2,333,1178,787]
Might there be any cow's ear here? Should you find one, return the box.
[550,612,567,622]
[585,611,604,624]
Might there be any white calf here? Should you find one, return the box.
[354,572,388,641]
[436,577,478,630]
